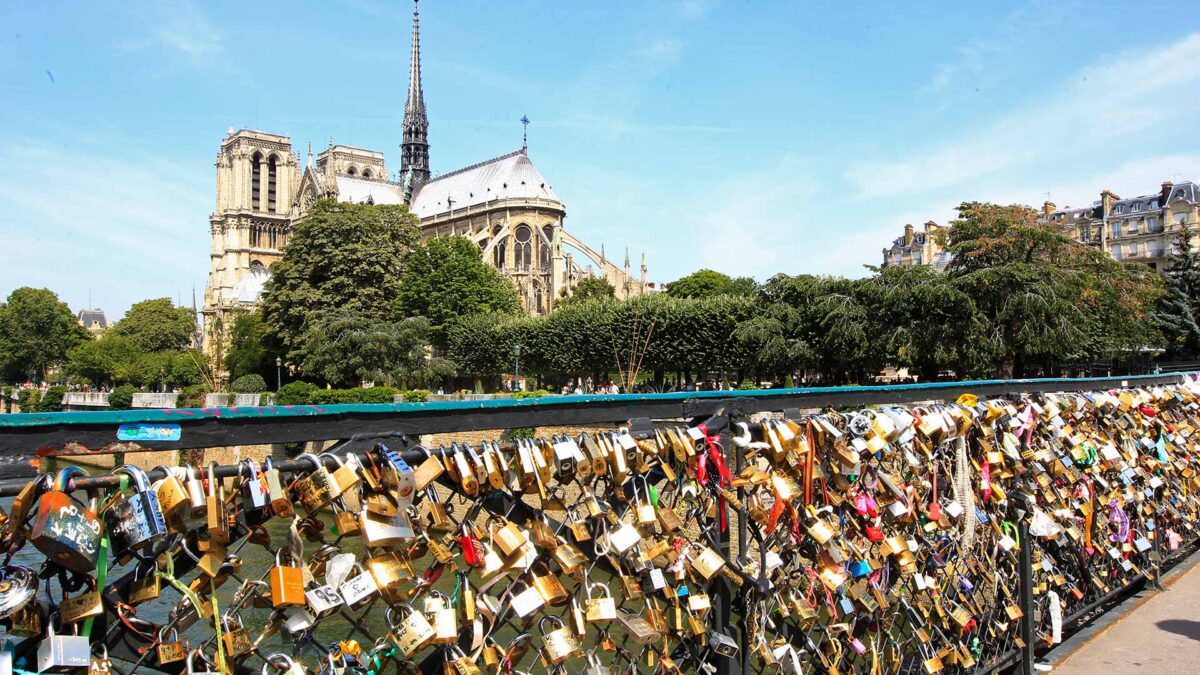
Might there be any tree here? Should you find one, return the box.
[65,334,141,386]
[0,287,89,382]
[109,386,136,410]
[733,303,810,384]
[1154,222,1200,359]
[559,277,615,307]
[666,269,757,299]
[110,298,197,352]
[945,202,1162,377]
[224,312,278,382]
[230,374,268,393]
[261,199,422,358]
[298,311,452,388]
[396,236,521,347]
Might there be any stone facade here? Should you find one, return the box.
[881,221,951,270]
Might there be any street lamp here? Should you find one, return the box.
[512,344,522,392]
[275,357,282,391]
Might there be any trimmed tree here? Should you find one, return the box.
[0,287,90,382]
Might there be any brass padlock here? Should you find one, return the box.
[386,604,436,657]
[367,551,411,604]
[59,578,103,624]
[491,516,528,557]
[220,613,252,660]
[690,545,726,580]
[539,615,581,665]
[155,626,187,665]
[263,457,295,519]
[153,465,190,524]
[424,591,458,645]
[269,549,305,608]
[88,644,112,675]
[295,453,340,514]
[531,561,570,606]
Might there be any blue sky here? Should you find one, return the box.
[1,0,1198,320]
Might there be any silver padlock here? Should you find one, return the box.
[185,466,207,518]
[584,649,611,675]
[709,629,739,657]
[37,614,91,672]
[304,584,342,617]
[338,564,379,608]
[105,465,167,558]
[283,608,315,636]
[186,647,222,675]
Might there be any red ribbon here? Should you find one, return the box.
[696,423,733,531]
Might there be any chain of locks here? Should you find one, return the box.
[0,382,1197,674]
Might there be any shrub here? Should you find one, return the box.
[737,379,759,390]
[275,381,318,405]
[512,389,552,400]
[35,386,66,412]
[357,386,397,404]
[230,374,268,393]
[178,384,209,409]
[109,386,137,410]
[17,388,40,413]
[507,389,548,438]
[402,389,430,403]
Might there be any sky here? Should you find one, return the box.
[1,0,1199,321]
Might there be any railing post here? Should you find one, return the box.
[714,422,741,675]
[1018,519,1036,675]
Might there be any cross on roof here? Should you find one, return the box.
[521,115,530,149]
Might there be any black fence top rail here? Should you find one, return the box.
[0,374,1189,457]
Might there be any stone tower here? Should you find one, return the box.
[400,0,430,194]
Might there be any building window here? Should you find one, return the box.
[1112,246,1121,260]
[1126,219,1139,234]
[347,166,358,176]
[1128,242,1140,257]
[1176,212,1188,226]
[1079,225,1091,241]
[1110,221,1120,238]
[251,151,263,210]
[1148,217,1160,233]
[493,238,507,269]
[539,225,553,269]
[267,155,278,213]
[514,225,532,270]
[362,168,373,179]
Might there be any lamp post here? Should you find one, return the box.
[512,344,522,392]
[275,357,282,391]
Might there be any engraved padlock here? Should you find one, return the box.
[585,581,617,622]
[386,604,436,658]
[105,465,167,559]
[538,615,581,665]
[30,467,101,573]
[424,590,457,645]
[262,457,295,519]
[269,548,305,608]
[338,563,378,609]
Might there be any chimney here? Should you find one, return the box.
[903,223,914,246]
[1042,201,1056,218]
[1101,190,1117,218]
[1162,181,1173,204]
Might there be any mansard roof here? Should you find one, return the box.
[408,148,562,219]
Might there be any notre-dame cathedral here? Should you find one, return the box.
[201,1,647,365]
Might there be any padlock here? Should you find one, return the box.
[607,520,642,555]
[263,457,295,519]
[37,614,91,672]
[585,582,617,622]
[634,476,657,525]
[153,465,190,524]
[59,576,103,624]
[156,626,188,665]
[304,584,342,617]
[509,580,545,619]
[446,646,482,675]
[539,615,581,665]
[239,458,271,525]
[331,497,361,537]
[106,464,167,559]
[584,649,612,675]
[552,538,588,576]
[283,607,315,635]
[30,467,101,573]
[261,653,307,675]
[220,613,252,659]
[295,453,340,514]
[709,630,739,657]
[181,465,206,519]
[366,551,410,604]
[321,452,362,495]
[8,599,43,637]
[338,564,379,608]
[615,608,661,644]
[269,549,305,608]
[490,515,528,557]
[690,545,726,580]
[531,561,570,606]
[422,591,457,645]
[361,509,415,547]
[204,462,230,544]
[386,604,436,657]
[88,643,112,675]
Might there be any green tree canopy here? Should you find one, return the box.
[1154,222,1200,359]
[945,201,1162,377]
[299,311,453,388]
[665,269,758,299]
[65,334,141,386]
[0,287,89,381]
[396,235,521,347]
[110,298,197,352]
[559,277,616,307]
[224,311,280,382]
[261,199,422,358]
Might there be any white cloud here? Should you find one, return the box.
[851,32,1200,199]
[121,0,224,67]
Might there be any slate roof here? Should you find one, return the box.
[77,309,106,329]
[408,149,561,219]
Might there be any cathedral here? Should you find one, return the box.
[201,1,646,365]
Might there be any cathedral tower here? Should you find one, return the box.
[401,0,430,192]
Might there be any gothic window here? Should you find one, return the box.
[347,166,358,176]
[250,224,261,248]
[362,168,373,179]
[515,224,532,270]
[251,151,263,210]
[267,154,278,213]
[540,225,554,269]
[493,238,507,270]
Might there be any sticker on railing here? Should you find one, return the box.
[117,423,181,442]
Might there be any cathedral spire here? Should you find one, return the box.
[401,0,430,192]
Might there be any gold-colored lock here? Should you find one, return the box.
[60,584,103,624]
[155,627,187,665]
[154,466,189,523]
[269,550,305,608]
[539,615,582,665]
[691,545,726,580]
[220,615,252,659]
[387,603,436,657]
[424,591,458,645]
[367,552,411,604]
[551,539,588,576]
[128,570,161,604]
[491,517,528,557]
[531,562,570,606]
